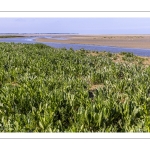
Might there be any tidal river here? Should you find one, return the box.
[1,36,150,57]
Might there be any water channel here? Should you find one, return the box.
[0,36,150,57]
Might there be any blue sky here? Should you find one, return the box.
[1,18,150,34]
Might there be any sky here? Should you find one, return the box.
[1,18,150,34]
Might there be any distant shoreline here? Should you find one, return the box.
[1,34,150,49]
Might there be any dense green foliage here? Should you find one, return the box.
[0,42,150,132]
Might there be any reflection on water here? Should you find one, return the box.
[43,36,67,40]
[43,42,150,57]
[0,37,36,43]
[0,37,150,57]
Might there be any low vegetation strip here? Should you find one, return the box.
[0,35,26,38]
[0,42,150,132]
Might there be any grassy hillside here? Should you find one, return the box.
[0,42,150,132]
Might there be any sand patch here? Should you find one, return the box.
[36,34,150,49]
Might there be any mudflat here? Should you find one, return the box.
[36,34,150,49]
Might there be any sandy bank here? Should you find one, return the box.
[36,34,150,49]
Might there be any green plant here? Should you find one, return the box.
[0,42,150,132]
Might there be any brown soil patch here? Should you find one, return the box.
[6,82,20,87]
[87,52,100,56]
[111,54,125,63]
[142,57,150,66]
[89,84,104,91]
[11,82,19,86]
[87,51,150,66]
